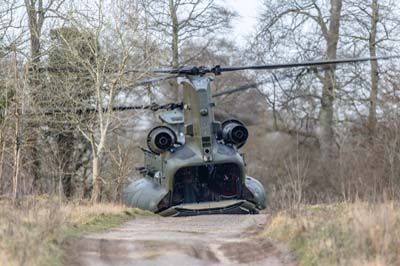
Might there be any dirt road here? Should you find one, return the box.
[68,214,295,266]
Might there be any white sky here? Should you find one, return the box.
[226,0,261,45]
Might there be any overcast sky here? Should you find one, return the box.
[227,0,261,45]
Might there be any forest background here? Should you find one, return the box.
[1,1,400,264]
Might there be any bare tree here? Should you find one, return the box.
[11,44,22,202]
[42,0,145,202]
[368,0,380,137]
[23,0,67,189]
[141,0,236,99]
[343,0,400,138]
[144,0,236,67]
[254,0,344,160]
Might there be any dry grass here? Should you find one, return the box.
[262,202,400,266]
[0,196,150,266]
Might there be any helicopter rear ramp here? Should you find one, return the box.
[158,199,258,217]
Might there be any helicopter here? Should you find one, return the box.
[122,56,396,216]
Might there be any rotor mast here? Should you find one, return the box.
[179,75,219,162]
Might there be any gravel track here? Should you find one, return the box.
[68,214,295,266]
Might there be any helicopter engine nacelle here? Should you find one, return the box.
[147,126,177,154]
[221,119,249,149]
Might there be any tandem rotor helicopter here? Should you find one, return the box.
[121,56,396,216]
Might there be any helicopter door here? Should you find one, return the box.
[172,163,241,205]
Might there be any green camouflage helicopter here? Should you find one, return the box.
[122,56,395,217]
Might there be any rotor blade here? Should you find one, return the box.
[123,67,183,74]
[124,66,208,75]
[37,66,176,88]
[219,56,398,73]
[133,75,179,86]
[40,105,148,115]
[123,55,399,75]
[37,67,178,77]
[212,80,268,98]
[36,56,399,77]
[211,70,308,97]
[36,101,184,116]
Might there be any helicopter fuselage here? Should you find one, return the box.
[123,74,266,216]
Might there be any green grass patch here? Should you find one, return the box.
[59,208,152,240]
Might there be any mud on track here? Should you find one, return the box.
[68,214,295,266]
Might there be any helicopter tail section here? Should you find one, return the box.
[156,174,267,217]
[123,175,266,217]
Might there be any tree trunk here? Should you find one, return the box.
[12,49,21,203]
[12,109,21,203]
[25,0,45,189]
[12,132,21,203]
[368,0,379,139]
[57,131,75,198]
[0,138,5,193]
[319,0,343,160]
[168,0,180,99]
[25,0,44,99]
[91,154,101,203]
[169,0,179,68]
[90,132,102,203]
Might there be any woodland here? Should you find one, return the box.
[0,0,399,207]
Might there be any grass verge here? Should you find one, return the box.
[0,197,152,266]
[262,202,400,266]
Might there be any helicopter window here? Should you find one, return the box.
[172,163,241,205]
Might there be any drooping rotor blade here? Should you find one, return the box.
[212,80,268,98]
[38,56,398,77]
[125,66,206,75]
[217,56,398,73]
[125,55,398,76]
[133,75,179,86]
[37,66,177,79]
[37,102,183,116]
[36,66,85,73]
[211,69,310,98]
[106,102,183,112]
[37,66,177,88]
[40,105,147,115]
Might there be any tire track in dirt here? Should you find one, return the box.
[67,214,295,266]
